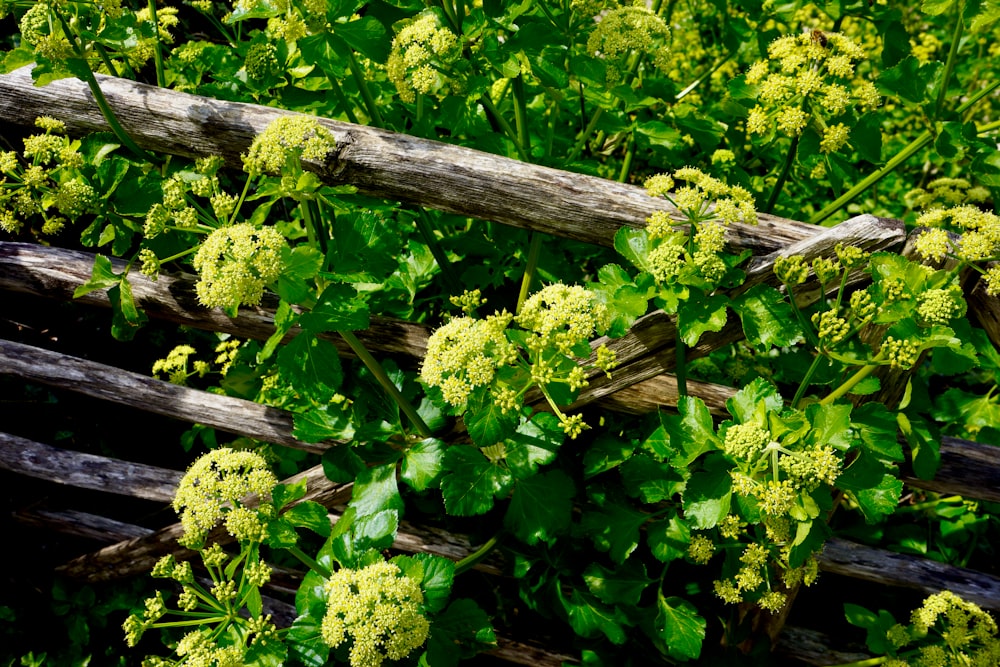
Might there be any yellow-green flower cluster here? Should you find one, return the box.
[687,534,715,564]
[420,311,517,406]
[917,287,964,325]
[915,206,1000,273]
[906,178,991,210]
[744,31,879,148]
[321,561,430,667]
[646,167,757,229]
[172,447,278,547]
[516,284,611,355]
[386,14,461,104]
[152,344,211,384]
[192,223,288,311]
[586,6,671,85]
[243,115,336,176]
[878,591,1000,667]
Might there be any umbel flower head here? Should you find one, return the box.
[386,13,462,104]
[172,447,278,547]
[243,115,336,176]
[192,223,288,313]
[321,560,430,667]
[743,30,880,151]
[420,311,518,406]
[516,283,611,355]
[587,6,671,85]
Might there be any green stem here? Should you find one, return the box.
[978,118,1000,134]
[820,363,876,405]
[338,329,433,438]
[565,103,603,164]
[229,175,255,226]
[764,133,799,214]
[809,79,1000,224]
[287,545,331,579]
[480,93,530,162]
[516,232,544,314]
[791,353,825,408]
[52,9,153,163]
[414,208,461,295]
[934,0,965,119]
[512,74,531,158]
[675,51,735,102]
[147,0,166,87]
[455,533,501,575]
[618,132,635,183]
[824,657,886,667]
[93,43,120,78]
[327,75,360,125]
[342,44,384,128]
[675,326,687,398]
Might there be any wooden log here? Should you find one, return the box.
[13,508,155,542]
[0,338,335,455]
[775,626,872,666]
[0,242,431,359]
[816,537,1000,611]
[0,431,181,502]
[0,66,821,252]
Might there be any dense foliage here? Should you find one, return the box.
[1,0,1000,665]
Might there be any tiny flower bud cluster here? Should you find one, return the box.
[172,447,278,547]
[243,116,336,176]
[192,223,288,312]
[386,14,462,104]
[587,6,671,85]
[321,561,430,667]
[744,31,879,150]
[152,344,212,385]
[906,177,991,210]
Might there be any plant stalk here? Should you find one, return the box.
[455,533,500,574]
[516,232,544,314]
[675,326,687,398]
[764,134,799,214]
[338,329,433,438]
[287,545,331,579]
[820,363,876,405]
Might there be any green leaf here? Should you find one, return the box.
[583,560,654,607]
[805,403,853,449]
[349,463,404,517]
[682,455,732,529]
[620,455,685,503]
[506,412,564,479]
[852,113,883,164]
[579,498,650,563]
[276,245,323,304]
[732,284,803,351]
[852,473,903,524]
[557,586,629,644]
[108,278,148,341]
[282,501,332,537]
[401,438,445,491]
[656,596,706,661]
[321,445,366,484]
[272,479,308,510]
[677,294,728,347]
[853,403,904,461]
[921,0,955,15]
[727,377,783,424]
[439,446,513,516]
[330,509,400,565]
[402,553,454,613]
[647,513,691,563]
[590,263,651,338]
[969,0,1000,31]
[877,55,942,105]
[898,412,940,480]
[278,332,343,404]
[332,17,390,63]
[583,435,636,478]
[504,469,574,545]
[293,404,356,443]
[662,397,719,467]
[613,226,652,274]
[298,282,370,332]
[424,598,496,666]
[931,387,1000,436]
[285,610,330,667]
[464,387,518,446]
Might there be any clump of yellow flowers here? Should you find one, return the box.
[421,285,617,438]
[243,115,337,176]
[172,447,278,547]
[386,13,462,103]
[192,222,288,313]
[321,560,431,667]
[912,205,1000,297]
[744,30,880,153]
[586,5,671,85]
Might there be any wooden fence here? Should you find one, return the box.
[2,65,1000,665]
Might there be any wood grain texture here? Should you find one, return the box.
[0,66,823,252]
[0,338,335,454]
[817,537,1000,611]
[0,431,181,502]
[0,242,430,359]
[13,508,155,543]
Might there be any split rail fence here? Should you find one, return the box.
[2,66,1000,665]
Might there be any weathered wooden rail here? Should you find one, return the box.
[1,64,1000,665]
